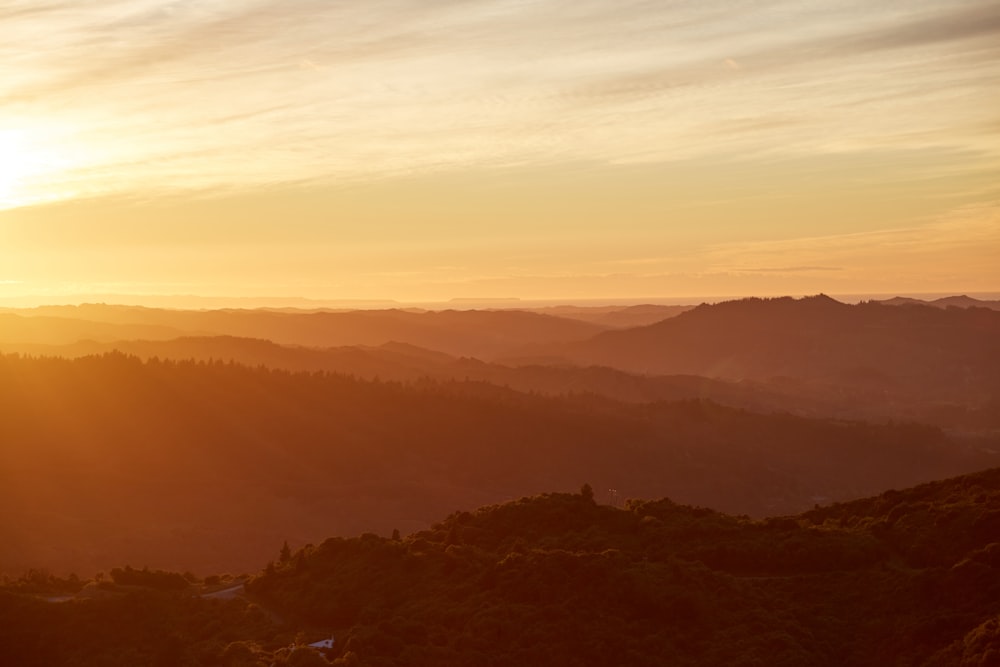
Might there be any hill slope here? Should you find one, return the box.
[243,468,1000,665]
[2,335,916,424]
[2,352,995,575]
[5,470,996,665]
[525,295,1000,408]
[0,304,606,358]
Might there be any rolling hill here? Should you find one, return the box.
[2,468,998,665]
[0,304,607,358]
[1,352,995,576]
[519,295,1000,413]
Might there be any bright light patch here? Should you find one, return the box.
[0,130,31,207]
[0,127,81,210]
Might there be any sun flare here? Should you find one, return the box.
[0,128,79,211]
[0,130,30,206]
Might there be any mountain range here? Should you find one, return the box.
[3,296,998,430]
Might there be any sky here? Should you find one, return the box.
[1,0,998,306]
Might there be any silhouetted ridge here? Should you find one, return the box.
[876,295,1000,311]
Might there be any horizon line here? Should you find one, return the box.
[2,290,999,311]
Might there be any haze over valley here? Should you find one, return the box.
[2,0,999,663]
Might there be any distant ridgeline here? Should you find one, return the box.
[2,469,1000,665]
[2,296,998,430]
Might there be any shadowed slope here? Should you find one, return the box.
[524,296,1000,407]
[243,468,1000,666]
[2,469,999,665]
[1,352,995,575]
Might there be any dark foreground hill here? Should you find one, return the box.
[1,352,996,576]
[2,469,999,666]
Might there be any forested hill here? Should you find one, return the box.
[245,468,1000,666]
[4,469,996,666]
[525,295,1000,404]
[10,335,962,428]
[2,352,996,575]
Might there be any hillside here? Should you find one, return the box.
[245,469,1000,666]
[0,304,607,359]
[0,335,921,425]
[4,297,997,430]
[2,468,999,666]
[528,303,694,328]
[523,295,1000,413]
[2,352,995,575]
[0,313,196,345]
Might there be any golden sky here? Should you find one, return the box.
[1,0,998,305]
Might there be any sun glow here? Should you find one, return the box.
[0,127,80,211]
[0,131,30,206]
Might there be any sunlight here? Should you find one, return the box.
[0,130,34,207]
[0,127,76,210]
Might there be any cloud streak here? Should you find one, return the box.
[1,1,997,301]
[704,203,1000,287]
[2,0,998,207]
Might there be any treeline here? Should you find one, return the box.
[1,351,996,575]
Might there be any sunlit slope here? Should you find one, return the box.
[0,305,607,358]
[0,313,194,345]
[1,353,995,575]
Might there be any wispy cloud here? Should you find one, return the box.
[845,2,1000,53]
[704,203,1000,284]
[735,266,843,274]
[1,0,997,302]
[2,0,999,207]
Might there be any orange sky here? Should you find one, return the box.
[1,1,998,306]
